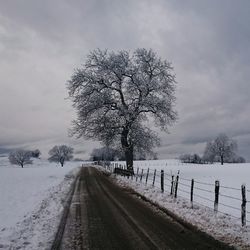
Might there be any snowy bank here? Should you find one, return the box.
[113,172,250,250]
[0,158,81,249]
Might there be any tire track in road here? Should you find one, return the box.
[51,170,81,250]
[59,168,89,250]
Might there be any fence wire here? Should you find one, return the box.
[107,163,249,226]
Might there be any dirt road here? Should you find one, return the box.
[52,167,234,250]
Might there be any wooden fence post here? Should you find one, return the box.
[170,175,174,195]
[241,184,247,227]
[191,179,194,208]
[214,180,220,213]
[152,169,156,186]
[136,167,139,182]
[146,168,149,184]
[140,169,144,182]
[161,170,164,192]
[174,174,179,198]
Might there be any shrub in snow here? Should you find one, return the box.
[30,149,41,158]
[48,145,74,167]
[90,147,121,162]
[9,150,33,168]
[179,154,203,164]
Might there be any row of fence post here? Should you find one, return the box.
[212,180,247,227]
[134,168,181,199]
[108,163,247,227]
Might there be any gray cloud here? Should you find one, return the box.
[0,0,250,160]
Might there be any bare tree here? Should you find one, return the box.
[9,150,32,168]
[203,134,237,165]
[213,134,237,165]
[67,49,177,172]
[48,145,74,167]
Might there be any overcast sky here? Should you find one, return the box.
[0,0,250,160]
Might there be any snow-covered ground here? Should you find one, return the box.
[109,160,250,249]
[1,156,249,249]
[0,157,82,249]
[112,159,250,220]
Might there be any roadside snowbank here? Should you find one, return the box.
[115,175,250,250]
[0,158,81,249]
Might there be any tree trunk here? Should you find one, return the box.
[125,147,134,173]
[121,128,134,174]
[221,155,224,165]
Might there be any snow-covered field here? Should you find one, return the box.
[1,156,249,249]
[0,157,81,249]
[109,159,250,249]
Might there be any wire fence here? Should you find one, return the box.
[100,162,249,226]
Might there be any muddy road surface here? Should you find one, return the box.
[52,167,233,250]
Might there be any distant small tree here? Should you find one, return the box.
[214,134,237,165]
[180,154,202,164]
[193,154,202,164]
[203,134,237,165]
[226,154,246,163]
[235,156,246,163]
[179,154,190,163]
[153,153,158,160]
[202,142,216,163]
[30,149,41,158]
[90,147,120,162]
[48,145,74,167]
[9,150,32,168]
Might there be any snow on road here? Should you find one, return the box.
[0,157,81,249]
